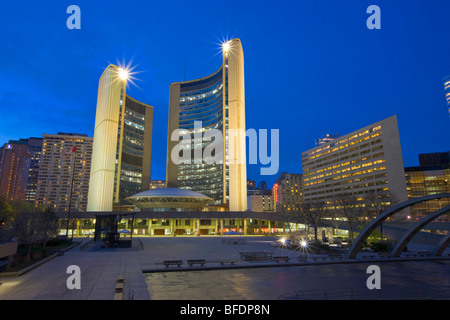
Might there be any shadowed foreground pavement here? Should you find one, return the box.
[0,236,449,300]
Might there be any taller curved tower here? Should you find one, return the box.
[166,39,247,211]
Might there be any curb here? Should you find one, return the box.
[0,241,80,277]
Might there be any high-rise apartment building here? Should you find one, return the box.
[272,172,303,212]
[87,65,153,212]
[166,39,247,211]
[302,115,408,208]
[22,137,43,203]
[0,140,33,201]
[35,133,92,212]
[444,75,450,116]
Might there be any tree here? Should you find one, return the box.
[8,204,57,262]
[333,193,365,240]
[298,200,327,242]
[0,197,15,241]
[363,190,398,241]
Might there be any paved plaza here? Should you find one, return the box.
[0,236,449,300]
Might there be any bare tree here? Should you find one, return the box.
[363,190,398,241]
[10,206,58,262]
[298,200,327,242]
[333,193,365,241]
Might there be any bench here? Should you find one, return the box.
[273,256,289,263]
[239,252,273,261]
[187,259,206,267]
[219,260,238,265]
[328,254,344,260]
[163,260,183,268]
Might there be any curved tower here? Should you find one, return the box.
[88,65,153,211]
[166,39,247,211]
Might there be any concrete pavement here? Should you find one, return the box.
[0,235,448,300]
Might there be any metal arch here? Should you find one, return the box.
[391,205,450,257]
[345,193,450,259]
[432,233,450,257]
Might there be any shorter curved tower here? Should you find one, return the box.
[88,65,153,212]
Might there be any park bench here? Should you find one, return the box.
[163,260,183,268]
[187,259,206,266]
[328,254,344,260]
[239,252,273,261]
[273,256,289,263]
[219,260,238,265]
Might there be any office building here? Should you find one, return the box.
[0,140,33,201]
[87,65,153,212]
[272,172,303,212]
[35,133,92,212]
[418,151,450,167]
[315,133,341,146]
[149,180,166,189]
[166,39,247,211]
[302,115,409,209]
[247,194,274,212]
[405,151,450,221]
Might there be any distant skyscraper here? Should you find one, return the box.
[22,137,43,203]
[272,172,303,212]
[418,151,450,167]
[35,133,92,212]
[0,140,33,201]
[87,65,153,212]
[444,75,450,116]
[149,180,166,189]
[315,133,340,146]
[166,39,247,211]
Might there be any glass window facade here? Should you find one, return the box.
[176,68,225,205]
[405,166,450,221]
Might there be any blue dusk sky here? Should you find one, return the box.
[1,0,450,187]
